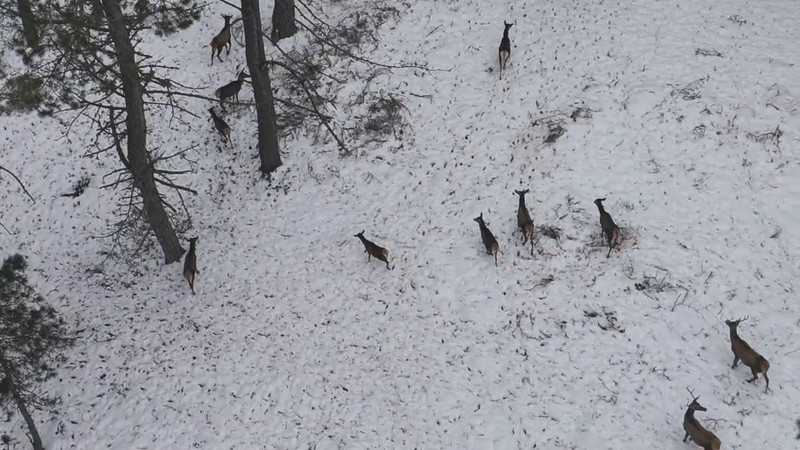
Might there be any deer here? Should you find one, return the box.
[725,317,770,392]
[682,389,721,450]
[498,21,513,79]
[214,69,249,110]
[183,237,198,295]
[354,231,392,270]
[474,213,500,266]
[594,198,621,258]
[208,108,233,148]
[514,189,535,254]
[210,14,233,65]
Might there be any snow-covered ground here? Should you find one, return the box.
[2,0,799,448]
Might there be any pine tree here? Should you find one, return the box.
[0,254,73,450]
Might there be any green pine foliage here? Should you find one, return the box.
[133,0,202,36]
[0,254,73,414]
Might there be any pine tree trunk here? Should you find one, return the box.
[2,365,44,450]
[16,0,40,53]
[241,0,282,173]
[101,0,185,263]
[271,0,296,43]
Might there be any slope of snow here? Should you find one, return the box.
[1,0,799,448]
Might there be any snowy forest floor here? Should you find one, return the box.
[1,0,799,448]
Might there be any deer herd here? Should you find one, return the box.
[207,14,246,150]
[186,16,774,448]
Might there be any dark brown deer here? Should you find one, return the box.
[594,198,621,258]
[474,213,500,266]
[208,108,233,148]
[210,14,233,65]
[498,21,513,79]
[514,189,535,254]
[355,231,392,270]
[726,317,770,392]
[183,237,198,295]
[682,390,721,450]
[214,69,248,110]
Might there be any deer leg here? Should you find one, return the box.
[385,260,390,270]
[211,48,215,66]
[612,228,621,246]
[732,355,739,368]
[763,371,770,392]
[498,53,502,79]
[606,243,613,258]
[683,432,689,442]
[747,368,759,383]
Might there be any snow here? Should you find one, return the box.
[1,0,799,448]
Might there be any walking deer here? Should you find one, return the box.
[726,317,770,392]
[498,21,513,79]
[210,14,233,65]
[208,108,233,148]
[682,390,721,450]
[214,69,248,110]
[183,237,198,295]
[515,189,535,254]
[594,198,621,258]
[355,231,392,270]
[474,213,500,266]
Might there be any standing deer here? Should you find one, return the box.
[208,108,233,148]
[594,198,621,258]
[726,317,770,392]
[498,21,513,79]
[514,189,535,254]
[183,237,198,295]
[682,390,721,450]
[355,231,392,270]
[214,69,249,110]
[474,213,500,266]
[210,14,233,65]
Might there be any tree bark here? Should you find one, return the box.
[101,0,184,263]
[16,0,40,53]
[2,363,44,450]
[271,0,296,43]
[241,0,282,173]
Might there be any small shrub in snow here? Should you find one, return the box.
[61,175,91,198]
[363,93,410,140]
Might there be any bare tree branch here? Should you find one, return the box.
[264,59,348,154]
[0,164,36,203]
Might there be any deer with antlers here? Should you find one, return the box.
[683,389,721,450]
[726,316,770,392]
